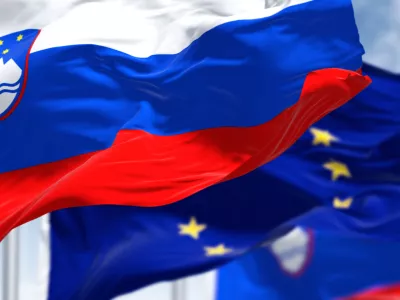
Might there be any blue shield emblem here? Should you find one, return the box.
[0,29,40,120]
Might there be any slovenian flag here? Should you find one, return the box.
[0,0,370,240]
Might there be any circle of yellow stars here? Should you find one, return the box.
[0,33,24,55]
[178,217,232,257]
[309,127,353,209]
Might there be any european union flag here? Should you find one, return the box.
[42,64,392,300]
[283,64,400,240]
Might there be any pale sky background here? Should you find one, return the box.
[1,0,400,299]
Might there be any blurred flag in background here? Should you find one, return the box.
[217,226,400,300]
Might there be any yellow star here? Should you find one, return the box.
[0,40,3,46]
[2,49,9,55]
[178,217,206,240]
[323,160,351,181]
[309,127,339,147]
[16,34,23,41]
[333,197,353,209]
[204,244,232,257]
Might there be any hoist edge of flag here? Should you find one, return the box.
[0,67,371,241]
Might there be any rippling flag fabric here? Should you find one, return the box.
[281,64,400,240]
[217,226,400,300]
[0,0,370,240]
[215,64,400,300]
[40,169,320,300]
[36,63,395,300]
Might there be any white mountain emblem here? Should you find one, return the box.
[0,58,23,115]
